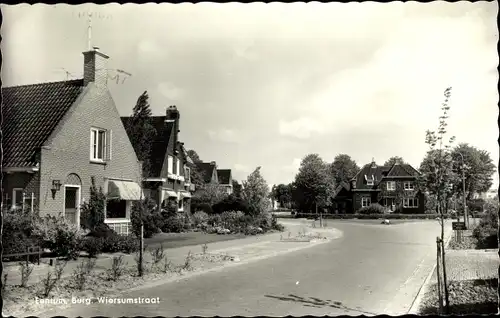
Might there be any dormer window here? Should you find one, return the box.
[365,174,374,186]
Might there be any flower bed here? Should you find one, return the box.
[418,278,498,315]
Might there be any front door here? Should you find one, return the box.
[64,186,80,226]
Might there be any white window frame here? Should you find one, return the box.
[167,156,174,174]
[176,158,181,176]
[403,198,419,208]
[178,198,184,212]
[185,166,191,184]
[367,179,374,186]
[404,182,415,191]
[361,197,371,208]
[387,181,396,191]
[90,127,108,162]
[12,188,24,209]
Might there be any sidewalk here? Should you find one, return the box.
[4,222,311,286]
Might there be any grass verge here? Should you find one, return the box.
[418,278,498,315]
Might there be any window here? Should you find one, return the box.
[367,179,374,186]
[178,198,184,211]
[403,198,419,208]
[167,156,174,174]
[361,197,371,207]
[176,158,181,176]
[12,188,24,209]
[404,182,415,191]
[387,181,396,191]
[90,128,109,161]
[106,199,127,218]
[185,166,191,183]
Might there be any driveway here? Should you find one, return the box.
[38,219,451,317]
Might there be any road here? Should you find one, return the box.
[39,219,450,317]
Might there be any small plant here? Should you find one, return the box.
[202,244,208,254]
[2,273,8,297]
[162,255,173,273]
[19,261,34,288]
[150,244,165,265]
[72,258,97,291]
[183,251,193,271]
[107,255,126,281]
[39,260,67,297]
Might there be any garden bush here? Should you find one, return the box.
[86,223,117,238]
[101,234,139,254]
[212,195,251,215]
[131,197,162,238]
[472,199,498,249]
[2,209,39,256]
[80,237,104,258]
[32,214,84,260]
[161,214,186,233]
[357,203,386,214]
[192,211,209,228]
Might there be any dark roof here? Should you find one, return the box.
[2,79,84,167]
[331,181,351,199]
[121,116,174,178]
[386,163,420,177]
[196,162,217,183]
[217,169,232,185]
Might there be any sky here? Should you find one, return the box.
[1,2,499,188]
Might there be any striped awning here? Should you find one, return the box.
[180,191,191,199]
[163,189,178,198]
[108,180,143,201]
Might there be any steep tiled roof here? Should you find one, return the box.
[386,163,420,177]
[217,169,232,185]
[332,181,351,199]
[121,116,173,178]
[2,79,84,167]
[196,162,216,183]
[352,163,391,190]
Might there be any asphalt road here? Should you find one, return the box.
[39,219,449,317]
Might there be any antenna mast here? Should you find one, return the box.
[87,12,92,51]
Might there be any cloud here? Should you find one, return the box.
[282,158,302,173]
[207,128,243,143]
[157,82,185,101]
[278,117,325,139]
[233,163,250,172]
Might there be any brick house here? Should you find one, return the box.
[2,47,143,235]
[196,162,219,184]
[216,169,233,195]
[122,106,195,214]
[331,161,425,214]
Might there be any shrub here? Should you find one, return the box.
[271,214,285,232]
[32,214,85,259]
[357,203,386,214]
[86,223,117,238]
[80,237,104,258]
[473,199,498,249]
[131,197,162,238]
[161,214,186,233]
[3,209,39,256]
[101,235,139,254]
[19,262,34,288]
[71,258,97,290]
[212,195,251,215]
[107,255,126,281]
[40,260,66,297]
[79,177,106,231]
[192,211,209,228]
[150,244,165,265]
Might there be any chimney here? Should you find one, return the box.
[210,161,216,166]
[166,106,180,155]
[82,47,109,88]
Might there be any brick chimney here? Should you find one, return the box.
[82,47,109,88]
[166,106,180,155]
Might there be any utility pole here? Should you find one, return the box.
[457,152,469,228]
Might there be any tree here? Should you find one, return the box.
[80,177,106,231]
[232,180,242,198]
[294,154,335,215]
[124,91,157,176]
[383,156,405,166]
[417,87,455,314]
[186,149,205,187]
[330,154,360,185]
[241,167,271,216]
[451,143,496,200]
[272,183,293,208]
[193,183,227,206]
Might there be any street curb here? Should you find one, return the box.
[407,228,454,315]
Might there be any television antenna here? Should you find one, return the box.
[52,68,78,80]
[74,10,112,51]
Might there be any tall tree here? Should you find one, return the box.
[294,154,335,214]
[417,87,455,314]
[125,91,156,176]
[451,143,496,200]
[232,180,242,198]
[272,183,293,208]
[330,154,360,185]
[186,149,205,187]
[383,156,405,166]
[193,183,227,206]
[241,167,271,216]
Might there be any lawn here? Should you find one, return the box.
[144,231,248,251]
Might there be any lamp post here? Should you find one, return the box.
[456,152,469,228]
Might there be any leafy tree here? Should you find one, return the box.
[417,87,456,313]
[241,167,271,216]
[80,177,106,231]
[294,154,335,214]
[193,183,227,206]
[330,154,360,185]
[451,143,496,200]
[186,149,205,187]
[232,180,242,198]
[124,91,157,176]
[272,183,293,208]
[383,156,405,166]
